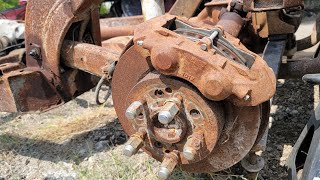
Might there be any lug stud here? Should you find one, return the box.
[183,132,203,161]
[123,131,146,157]
[158,151,179,179]
[158,97,181,124]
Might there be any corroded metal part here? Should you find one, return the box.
[24,0,102,105]
[101,25,135,41]
[112,42,263,172]
[158,151,179,179]
[61,41,120,77]
[243,0,304,11]
[25,0,100,82]
[100,16,144,27]
[133,15,276,107]
[0,48,25,65]
[0,70,62,112]
[123,131,146,157]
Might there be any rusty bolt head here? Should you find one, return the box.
[125,101,143,120]
[200,44,208,51]
[151,50,179,72]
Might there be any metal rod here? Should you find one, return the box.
[61,41,120,77]
[278,58,320,79]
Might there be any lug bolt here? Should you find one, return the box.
[158,97,181,124]
[125,101,143,120]
[183,132,203,161]
[123,131,146,157]
[158,151,179,179]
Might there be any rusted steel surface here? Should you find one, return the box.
[0,48,25,65]
[217,12,244,37]
[25,0,101,87]
[244,0,304,11]
[251,10,299,38]
[112,12,275,172]
[112,43,263,172]
[0,70,62,112]
[61,41,120,77]
[100,25,135,41]
[189,1,229,26]
[169,0,202,18]
[133,15,276,107]
[100,16,144,27]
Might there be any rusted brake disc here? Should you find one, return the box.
[112,14,275,174]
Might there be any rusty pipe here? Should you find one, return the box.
[278,58,320,79]
[100,25,136,41]
[61,41,120,77]
[100,16,144,27]
[99,16,144,40]
[217,12,244,37]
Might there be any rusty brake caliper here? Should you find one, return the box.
[112,14,276,178]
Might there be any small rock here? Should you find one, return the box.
[99,135,108,141]
[276,145,283,151]
[290,110,299,115]
[78,149,87,156]
[297,123,305,129]
[266,147,273,152]
[95,140,109,151]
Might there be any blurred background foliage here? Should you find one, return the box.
[0,0,18,11]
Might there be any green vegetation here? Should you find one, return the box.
[0,0,18,11]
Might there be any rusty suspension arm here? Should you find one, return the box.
[61,40,119,78]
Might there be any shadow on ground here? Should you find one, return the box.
[0,118,127,165]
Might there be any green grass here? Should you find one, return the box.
[0,0,18,11]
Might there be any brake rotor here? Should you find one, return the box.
[112,44,263,172]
